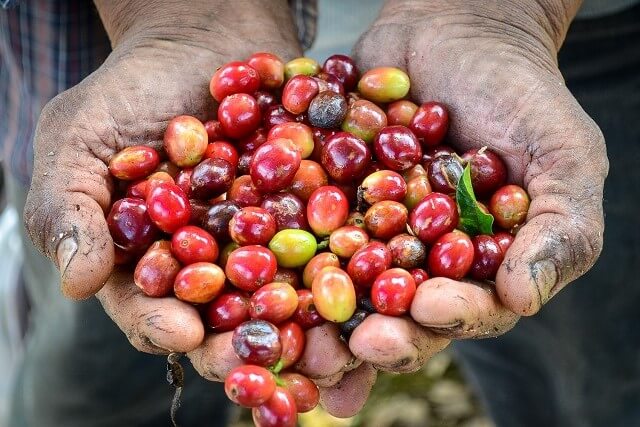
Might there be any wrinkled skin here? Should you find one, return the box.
[23,0,608,419]
[22,2,362,411]
[329,0,608,415]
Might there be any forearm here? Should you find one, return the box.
[379,0,583,52]
[94,0,302,57]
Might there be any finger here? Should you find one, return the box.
[410,278,519,338]
[294,323,352,380]
[24,97,115,299]
[312,372,344,388]
[497,102,608,315]
[96,269,205,354]
[348,314,449,373]
[188,332,242,382]
[319,363,377,418]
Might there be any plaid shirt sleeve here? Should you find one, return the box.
[0,0,317,186]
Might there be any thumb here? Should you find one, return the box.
[23,94,115,299]
[496,96,608,315]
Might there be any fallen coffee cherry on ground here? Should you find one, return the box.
[105,52,530,426]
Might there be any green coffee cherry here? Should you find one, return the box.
[284,57,320,80]
[357,67,410,103]
[268,229,317,268]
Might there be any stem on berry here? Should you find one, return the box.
[316,239,330,251]
[270,358,285,375]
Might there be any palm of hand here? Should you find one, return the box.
[352,17,607,338]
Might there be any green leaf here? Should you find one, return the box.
[456,165,494,235]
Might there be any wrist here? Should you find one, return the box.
[94,0,302,60]
[380,0,581,53]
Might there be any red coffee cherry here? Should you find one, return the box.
[371,268,417,316]
[210,61,260,102]
[428,230,474,280]
[225,365,276,408]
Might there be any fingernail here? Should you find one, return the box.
[341,356,362,372]
[57,237,78,277]
[530,259,558,304]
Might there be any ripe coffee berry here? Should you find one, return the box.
[204,141,239,168]
[493,231,515,254]
[104,52,534,427]
[278,321,306,368]
[428,230,474,280]
[306,186,349,237]
[134,241,180,297]
[279,372,320,413]
[249,282,298,324]
[107,198,158,253]
[427,153,465,195]
[252,387,297,427]
[469,235,504,281]
[247,52,285,89]
[210,61,260,102]
[371,268,417,316]
[321,132,370,184]
[322,54,359,91]
[171,225,218,265]
[260,193,308,231]
[409,101,449,146]
[282,75,319,115]
[205,291,250,332]
[146,182,191,233]
[229,207,277,246]
[201,200,241,242]
[232,319,282,367]
[250,138,302,193]
[225,365,276,408]
[218,93,262,139]
[291,289,324,329]
[108,146,160,181]
[374,126,422,171]
[409,192,459,244]
[225,245,278,292]
[489,184,530,229]
[347,241,392,288]
[173,262,225,304]
[462,148,507,198]
[164,115,208,167]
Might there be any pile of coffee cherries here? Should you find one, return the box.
[106,52,530,426]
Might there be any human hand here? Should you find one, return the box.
[22,0,305,364]
[349,0,607,352]
[22,0,386,415]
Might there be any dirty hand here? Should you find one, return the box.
[347,0,607,375]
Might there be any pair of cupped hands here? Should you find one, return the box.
[23,0,607,417]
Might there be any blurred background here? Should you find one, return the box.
[230,351,492,427]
